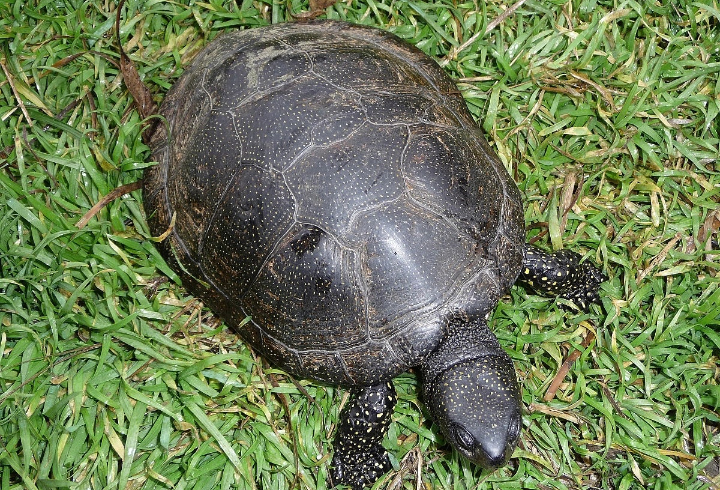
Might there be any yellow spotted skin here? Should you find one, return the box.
[420,315,522,470]
[520,245,606,311]
[426,355,521,468]
[332,383,396,490]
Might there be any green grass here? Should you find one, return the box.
[1,0,719,489]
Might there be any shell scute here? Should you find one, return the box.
[200,165,295,295]
[287,123,407,237]
[241,223,369,353]
[352,199,478,341]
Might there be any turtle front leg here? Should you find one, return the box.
[331,382,396,490]
[520,244,606,311]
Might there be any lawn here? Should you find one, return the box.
[0,0,718,489]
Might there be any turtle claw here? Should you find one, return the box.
[520,245,606,311]
[557,260,606,311]
[331,383,396,489]
[332,444,391,490]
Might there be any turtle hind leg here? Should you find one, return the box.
[331,382,396,490]
[520,244,606,311]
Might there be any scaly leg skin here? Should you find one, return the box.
[331,382,396,490]
[520,244,606,311]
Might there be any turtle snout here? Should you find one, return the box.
[455,407,521,469]
[426,354,523,470]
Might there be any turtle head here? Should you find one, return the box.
[423,343,522,469]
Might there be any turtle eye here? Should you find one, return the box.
[452,424,476,452]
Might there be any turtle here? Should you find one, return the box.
[143,19,605,489]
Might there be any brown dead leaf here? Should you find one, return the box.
[310,0,337,10]
[118,49,156,122]
[76,181,143,229]
[698,208,720,247]
[544,329,595,402]
[559,170,581,236]
[116,0,158,143]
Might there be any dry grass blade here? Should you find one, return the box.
[636,232,683,283]
[443,0,529,64]
[1,60,34,128]
[75,181,143,228]
[543,328,596,402]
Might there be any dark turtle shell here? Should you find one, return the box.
[144,20,525,387]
